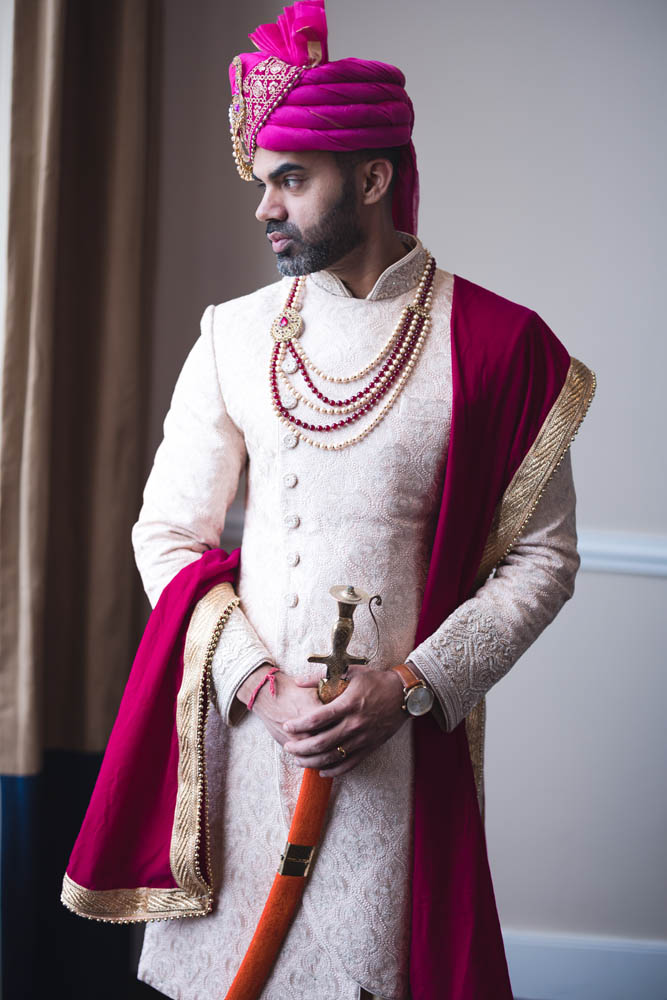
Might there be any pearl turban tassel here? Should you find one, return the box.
[228,0,420,236]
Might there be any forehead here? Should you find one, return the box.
[253,147,336,178]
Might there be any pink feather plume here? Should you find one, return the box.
[249,0,329,66]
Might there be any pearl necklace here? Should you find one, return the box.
[269,252,436,451]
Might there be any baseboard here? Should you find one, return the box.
[503,929,667,1000]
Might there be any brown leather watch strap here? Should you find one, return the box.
[391,662,423,691]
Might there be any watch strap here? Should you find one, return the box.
[391,662,424,692]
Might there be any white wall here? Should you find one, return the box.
[149,0,667,990]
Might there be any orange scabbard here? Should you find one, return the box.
[224,767,333,1000]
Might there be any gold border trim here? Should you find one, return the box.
[61,587,240,923]
[474,357,596,589]
[170,584,240,897]
[61,872,211,925]
[465,357,596,817]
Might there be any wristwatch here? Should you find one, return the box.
[391,663,435,717]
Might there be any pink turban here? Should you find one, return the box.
[228,0,420,235]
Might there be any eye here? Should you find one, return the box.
[283,176,302,189]
[255,181,266,191]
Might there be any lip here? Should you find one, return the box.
[268,234,293,253]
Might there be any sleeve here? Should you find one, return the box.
[405,448,580,732]
[131,304,277,724]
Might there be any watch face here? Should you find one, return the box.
[406,684,434,717]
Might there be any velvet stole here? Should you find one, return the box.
[408,275,571,999]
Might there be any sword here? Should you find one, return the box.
[225,584,383,1000]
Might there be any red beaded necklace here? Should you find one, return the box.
[269,252,436,451]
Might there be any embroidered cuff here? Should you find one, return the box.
[406,606,514,733]
[207,586,277,724]
[404,649,460,732]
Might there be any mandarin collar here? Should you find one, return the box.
[306,234,428,301]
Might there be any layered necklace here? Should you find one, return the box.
[269,251,436,450]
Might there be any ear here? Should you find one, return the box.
[359,158,394,207]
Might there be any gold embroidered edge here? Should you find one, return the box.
[170,584,240,898]
[464,700,487,821]
[475,357,596,588]
[465,357,596,818]
[60,586,240,923]
[60,873,212,924]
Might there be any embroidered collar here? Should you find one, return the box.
[307,234,428,301]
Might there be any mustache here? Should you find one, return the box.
[265,220,302,240]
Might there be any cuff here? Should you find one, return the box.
[404,649,460,733]
[207,584,277,725]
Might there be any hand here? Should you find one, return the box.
[281,664,407,777]
[236,664,322,749]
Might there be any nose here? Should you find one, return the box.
[255,186,287,223]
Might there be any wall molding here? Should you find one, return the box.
[578,529,667,578]
[504,929,667,1000]
[224,511,667,581]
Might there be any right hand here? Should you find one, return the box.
[235,664,322,748]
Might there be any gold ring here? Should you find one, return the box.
[336,745,347,759]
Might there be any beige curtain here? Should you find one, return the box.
[0,0,160,775]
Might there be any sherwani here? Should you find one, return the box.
[132,236,580,1000]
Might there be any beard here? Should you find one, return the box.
[267,172,364,276]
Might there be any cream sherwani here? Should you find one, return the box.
[132,237,580,1000]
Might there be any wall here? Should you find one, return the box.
[148,2,667,995]
[146,0,279,458]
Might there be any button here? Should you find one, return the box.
[284,513,300,529]
[283,473,298,488]
[282,432,298,449]
[282,356,298,374]
[284,592,299,607]
[286,551,300,567]
[283,394,298,410]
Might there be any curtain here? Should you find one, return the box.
[0,0,160,995]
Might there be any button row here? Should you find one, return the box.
[282,432,300,610]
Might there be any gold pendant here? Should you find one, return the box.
[271,306,303,343]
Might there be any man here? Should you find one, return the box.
[61,3,595,999]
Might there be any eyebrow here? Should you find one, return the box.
[252,162,306,183]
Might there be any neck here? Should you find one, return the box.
[324,224,411,299]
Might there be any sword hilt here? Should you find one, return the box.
[307,585,382,704]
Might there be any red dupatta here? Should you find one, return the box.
[410,277,594,998]
[62,275,595,999]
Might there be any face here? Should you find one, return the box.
[253,148,364,275]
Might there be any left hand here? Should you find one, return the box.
[282,664,407,777]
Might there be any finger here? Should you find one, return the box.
[292,742,362,772]
[283,724,349,759]
[319,749,365,778]
[283,699,348,735]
